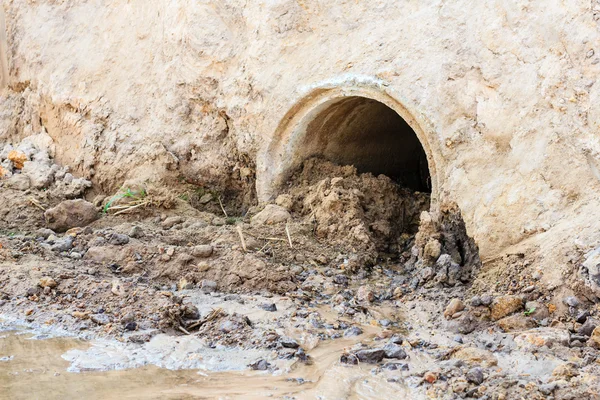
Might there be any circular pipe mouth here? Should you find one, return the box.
[257,85,439,205]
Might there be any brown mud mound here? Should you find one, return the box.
[282,158,430,256]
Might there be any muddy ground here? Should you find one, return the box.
[1,143,600,399]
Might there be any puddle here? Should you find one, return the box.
[0,328,421,399]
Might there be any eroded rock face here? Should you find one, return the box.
[44,199,98,232]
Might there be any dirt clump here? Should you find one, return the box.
[283,158,430,258]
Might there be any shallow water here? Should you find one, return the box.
[0,329,419,400]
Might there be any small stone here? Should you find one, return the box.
[333,274,348,285]
[72,311,88,319]
[563,296,580,307]
[260,303,277,312]
[355,349,386,364]
[249,359,271,370]
[469,296,482,307]
[50,236,74,252]
[466,367,484,385]
[490,295,523,321]
[200,280,217,293]
[577,318,597,337]
[497,314,535,332]
[251,204,291,225]
[552,363,578,379]
[454,335,464,343]
[108,233,130,245]
[383,343,407,359]
[424,371,438,383]
[576,310,590,324]
[444,298,465,319]
[128,226,144,238]
[6,174,30,190]
[161,216,184,229]
[452,347,498,367]
[90,314,111,325]
[357,285,374,303]
[480,295,493,306]
[38,277,57,289]
[124,322,138,331]
[191,245,213,258]
[44,200,98,232]
[281,338,300,349]
[423,239,442,261]
[344,326,363,337]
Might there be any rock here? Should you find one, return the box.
[72,311,89,319]
[260,303,277,312]
[128,226,144,238]
[6,174,30,190]
[444,298,465,318]
[111,279,125,296]
[22,160,54,189]
[490,295,523,321]
[577,318,597,337]
[480,295,493,306]
[514,328,570,351]
[108,233,129,245]
[251,204,291,225]
[452,347,498,367]
[90,314,111,325]
[161,216,184,229]
[201,280,217,293]
[588,326,600,348]
[466,367,484,385]
[44,200,98,232]
[497,314,535,332]
[357,285,374,303]
[36,228,55,239]
[355,349,386,364]
[423,239,442,261]
[576,310,590,324]
[423,371,438,383]
[124,322,138,331]
[7,150,27,169]
[383,343,407,359]
[220,319,243,333]
[51,236,74,252]
[469,296,482,307]
[333,274,348,285]
[38,277,58,289]
[281,338,300,349]
[249,359,271,370]
[563,296,580,307]
[552,363,578,379]
[344,326,363,337]
[191,245,213,258]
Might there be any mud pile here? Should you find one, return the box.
[281,158,430,257]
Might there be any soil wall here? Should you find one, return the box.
[1,0,600,260]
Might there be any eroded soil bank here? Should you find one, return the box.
[1,143,600,399]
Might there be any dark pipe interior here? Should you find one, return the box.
[301,96,431,192]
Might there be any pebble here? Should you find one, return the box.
[383,343,407,359]
[280,338,300,349]
[38,277,57,289]
[344,326,363,337]
[249,359,271,370]
[423,371,438,383]
[577,318,597,337]
[201,280,218,293]
[469,296,482,307]
[260,303,277,312]
[444,298,465,318]
[191,245,213,258]
[128,226,144,238]
[50,236,74,252]
[563,296,580,307]
[90,314,111,325]
[480,295,493,306]
[356,285,374,303]
[466,367,484,385]
[108,233,130,245]
[354,349,386,364]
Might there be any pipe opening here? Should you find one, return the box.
[297,96,431,192]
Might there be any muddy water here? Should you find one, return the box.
[0,329,418,400]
